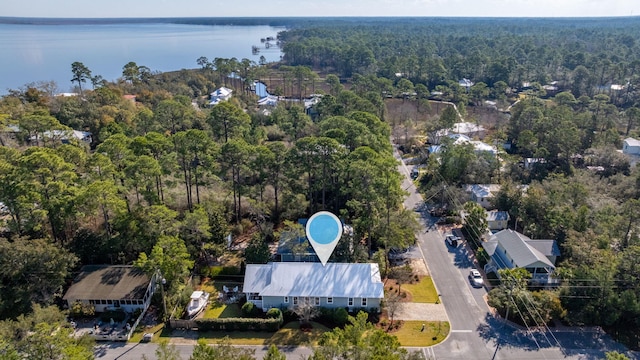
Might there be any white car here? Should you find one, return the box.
[445,235,459,247]
[469,269,484,287]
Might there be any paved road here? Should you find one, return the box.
[396,149,638,360]
[94,343,313,359]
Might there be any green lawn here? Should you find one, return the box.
[129,323,165,343]
[203,302,242,318]
[265,321,329,346]
[393,320,449,347]
[402,276,439,303]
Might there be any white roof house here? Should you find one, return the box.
[459,78,474,88]
[434,122,486,140]
[257,95,278,107]
[483,229,559,285]
[244,262,383,298]
[623,137,640,155]
[209,87,233,106]
[244,262,384,311]
[429,134,497,157]
[465,184,501,209]
[31,129,92,145]
[486,210,510,231]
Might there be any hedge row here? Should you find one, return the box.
[195,315,282,332]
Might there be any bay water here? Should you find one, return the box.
[0,23,284,93]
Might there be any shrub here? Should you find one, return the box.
[266,308,282,319]
[206,266,242,277]
[100,309,126,323]
[281,308,298,323]
[332,307,349,327]
[69,301,95,318]
[241,302,256,317]
[194,317,281,332]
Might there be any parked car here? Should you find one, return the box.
[388,248,409,260]
[410,167,420,180]
[445,235,459,247]
[469,269,484,287]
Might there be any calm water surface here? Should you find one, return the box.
[0,23,283,93]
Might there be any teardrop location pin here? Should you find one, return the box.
[305,211,343,266]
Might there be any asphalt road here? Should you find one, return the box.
[94,343,314,359]
[396,149,637,360]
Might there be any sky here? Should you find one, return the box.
[3,0,639,18]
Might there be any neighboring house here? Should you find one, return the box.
[429,134,497,157]
[523,157,546,170]
[623,137,640,155]
[31,129,92,145]
[253,81,279,107]
[486,210,510,231]
[433,122,486,141]
[276,218,318,262]
[258,95,278,107]
[253,81,269,98]
[63,265,157,313]
[243,262,384,312]
[482,229,560,285]
[304,94,323,116]
[209,87,233,106]
[465,184,501,209]
[123,94,137,103]
[459,78,474,89]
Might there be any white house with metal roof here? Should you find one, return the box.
[623,137,640,155]
[209,87,233,106]
[429,134,497,157]
[433,122,486,141]
[482,229,560,285]
[465,184,501,209]
[243,262,384,312]
[486,210,510,231]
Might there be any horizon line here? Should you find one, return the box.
[1,15,639,20]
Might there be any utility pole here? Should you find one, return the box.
[156,270,168,322]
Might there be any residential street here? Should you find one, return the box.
[395,148,638,360]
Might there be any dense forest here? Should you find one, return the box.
[1,16,640,353]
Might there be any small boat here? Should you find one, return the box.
[186,291,210,318]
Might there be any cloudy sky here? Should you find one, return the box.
[3,0,639,18]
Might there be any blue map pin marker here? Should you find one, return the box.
[305,211,343,266]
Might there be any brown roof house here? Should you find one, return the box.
[63,265,158,314]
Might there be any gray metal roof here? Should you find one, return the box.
[243,262,384,299]
[525,240,561,257]
[486,211,510,222]
[483,230,555,269]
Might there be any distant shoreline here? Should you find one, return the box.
[0,17,299,27]
[1,16,638,27]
